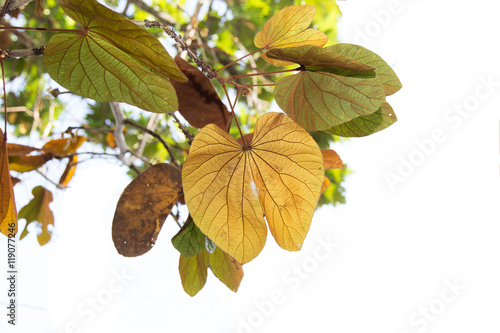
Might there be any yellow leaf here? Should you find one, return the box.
[254,5,328,66]
[59,155,78,187]
[106,132,117,149]
[322,149,344,169]
[42,135,86,156]
[320,176,331,194]
[183,113,324,264]
[179,250,209,297]
[0,130,17,237]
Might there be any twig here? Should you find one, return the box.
[109,102,135,167]
[168,112,193,144]
[35,170,65,190]
[4,0,32,16]
[144,19,217,79]
[134,113,158,162]
[123,118,180,168]
[0,47,44,59]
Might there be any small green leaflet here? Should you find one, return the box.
[172,215,206,258]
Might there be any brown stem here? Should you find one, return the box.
[122,119,180,168]
[144,19,218,79]
[169,112,194,144]
[221,82,246,146]
[0,26,84,33]
[216,49,263,74]
[229,68,299,79]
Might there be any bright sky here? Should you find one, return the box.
[1,0,500,332]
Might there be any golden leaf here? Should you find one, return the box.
[183,113,324,264]
[254,5,328,67]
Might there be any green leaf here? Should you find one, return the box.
[326,102,397,137]
[208,247,244,292]
[18,186,54,246]
[328,43,402,96]
[179,250,209,297]
[44,32,178,113]
[274,70,386,131]
[57,0,187,82]
[172,215,206,258]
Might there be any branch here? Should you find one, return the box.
[144,19,217,79]
[109,102,135,167]
[123,118,180,168]
[169,112,193,144]
[0,47,44,59]
[4,0,32,16]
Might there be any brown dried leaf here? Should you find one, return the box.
[171,56,230,130]
[112,163,182,257]
[322,149,344,169]
[0,130,17,237]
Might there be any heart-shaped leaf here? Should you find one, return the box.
[329,43,402,95]
[44,33,178,113]
[254,5,327,66]
[170,57,230,130]
[57,0,186,82]
[182,112,324,264]
[208,247,243,292]
[326,102,397,137]
[179,250,209,297]
[112,163,182,257]
[19,186,54,245]
[172,215,206,258]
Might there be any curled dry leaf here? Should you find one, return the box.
[0,130,17,237]
[170,56,230,130]
[321,149,344,170]
[42,135,86,155]
[59,155,78,187]
[182,112,324,264]
[112,163,182,257]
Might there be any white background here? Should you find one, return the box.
[1,0,500,332]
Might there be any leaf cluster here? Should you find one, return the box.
[0,0,401,296]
